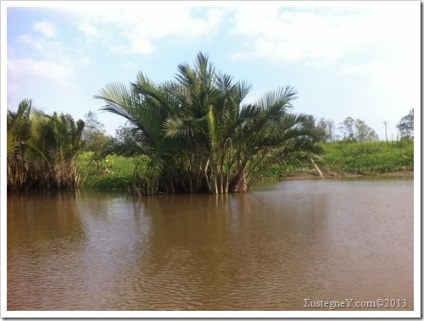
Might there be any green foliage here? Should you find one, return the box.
[7,100,85,191]
[319,140,413,175]
[81,111,114,153]
[77,152,145,190]
[339,117,379,142]
[397,109,414,139]
[95,52,321,194]
[7,99,32,190]
[303,115,327,142]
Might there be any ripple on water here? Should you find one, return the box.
[7,180,414,311]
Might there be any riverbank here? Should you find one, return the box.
[78,140,414,190]
[318,140,413,175]
[283,169,414,180]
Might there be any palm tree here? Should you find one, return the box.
[95,75,176,194]
[39,112,85,189]
[96,52,321,194]
[7,100,85,191]
[7,99,32,191]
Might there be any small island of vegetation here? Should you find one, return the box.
[7,53,414,195]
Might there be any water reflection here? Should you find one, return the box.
[8,190,85,248]
[8,190,86,310]
[7,178,414,311]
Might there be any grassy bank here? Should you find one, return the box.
[263,140,414,178]
[78,140,414,190]
[318,140,413,175]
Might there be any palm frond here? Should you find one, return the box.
[255,86,298,111]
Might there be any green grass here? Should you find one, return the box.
[262,140,414,178]
[318,140,414,175]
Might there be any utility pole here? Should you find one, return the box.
[383,122,388,142]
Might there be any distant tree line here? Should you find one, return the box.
[286,110,413,144]
[281,115,378,143]
[396,109,414,140]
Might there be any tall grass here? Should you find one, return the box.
[318,140,413,175]
[260,140,413,178]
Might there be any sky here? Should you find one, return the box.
[2,1,421,140]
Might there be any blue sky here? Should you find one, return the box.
[3,1,420,140]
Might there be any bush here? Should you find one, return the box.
[77,153,149,190]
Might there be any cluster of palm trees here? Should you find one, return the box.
[7,99,84,191]
[96,52,321,195]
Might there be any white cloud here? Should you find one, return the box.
[230,4,419,119]
[17,34,61,53]
[76,20,101,40]
[8,57,74,84]
[7,55,78,110]
[32,21,57,38]
[230,6,417,66]
[62,6,226,55]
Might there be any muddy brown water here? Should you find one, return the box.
[7,178,414,311]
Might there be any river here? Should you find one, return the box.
[7,178,414,311]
